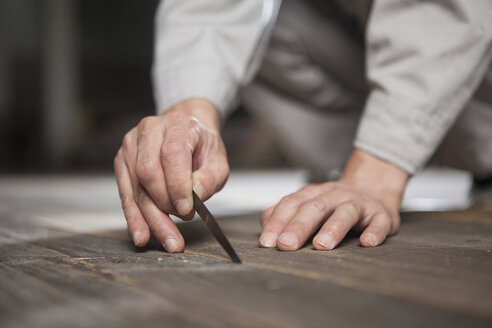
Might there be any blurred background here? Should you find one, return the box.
[0,0,288,174]
[0,0,481,214]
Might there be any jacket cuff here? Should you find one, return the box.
[152,61,237,119]
[354,91,450,174]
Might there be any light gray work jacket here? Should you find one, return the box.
[152,0,492,175]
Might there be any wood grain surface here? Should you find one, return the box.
[0,177,491,328]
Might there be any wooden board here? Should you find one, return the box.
[0,179,491,327]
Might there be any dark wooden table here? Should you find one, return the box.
[0,176,491,327]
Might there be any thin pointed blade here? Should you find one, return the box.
[192,191,241,263]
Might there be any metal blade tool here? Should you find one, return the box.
[192,191,241,263]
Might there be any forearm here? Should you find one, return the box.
[152,0,276,117]
[361,0,492,173]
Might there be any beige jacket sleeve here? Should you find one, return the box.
[355,0,492,174]
[152,0,280,118]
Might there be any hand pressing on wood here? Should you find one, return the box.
[114,99,229,252]
[259,149,409,251]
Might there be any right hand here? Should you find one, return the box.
[113,99,229,252]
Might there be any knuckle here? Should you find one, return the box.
[162,141,186,158]
[122,132,134,150]
[332,186,345,194]
[135,159,159,182]
[303,199,325,212]
[323,182,337,193]
[186,116,199,129]
[364,203,381,216]
[301,184,317,192]
[120,194,134,210]
[280,195,299,207]
[341,200,359,215]
[183,129,195,141]
[183,128,200,147]
[134,190,147,207]
[168,110,189,122]
[372,212,386,222]
[138,116,156,130]
[325,182,335,188]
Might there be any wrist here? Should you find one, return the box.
[166,98,221,133]
[341,149,409,207]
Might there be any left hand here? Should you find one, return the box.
[259,149,409,251]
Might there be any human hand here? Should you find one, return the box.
[259,149,409,251]
[114,99,229,252]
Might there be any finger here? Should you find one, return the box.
[260,205,275,227]
[120,131,187,246]
[114,151,150,247]
[161,126,200,216]
[191,153,229,201]
[138,190,185,253]
[313,201,361,251]
[359,213,392,247]
[135,116,174,214]
[276,196,337,251]
[259,185,322,248]
[121,128,139,189]
[121,129,156,219]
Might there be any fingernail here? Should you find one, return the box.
[363,233,377,247]
[315,233,336,250]
[163,237,178,253]
[277,232,298,249]
[132,231,141,245]
[175,199,191,216]
[260,232,277,248]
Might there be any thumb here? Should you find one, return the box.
[192,157,229,202]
